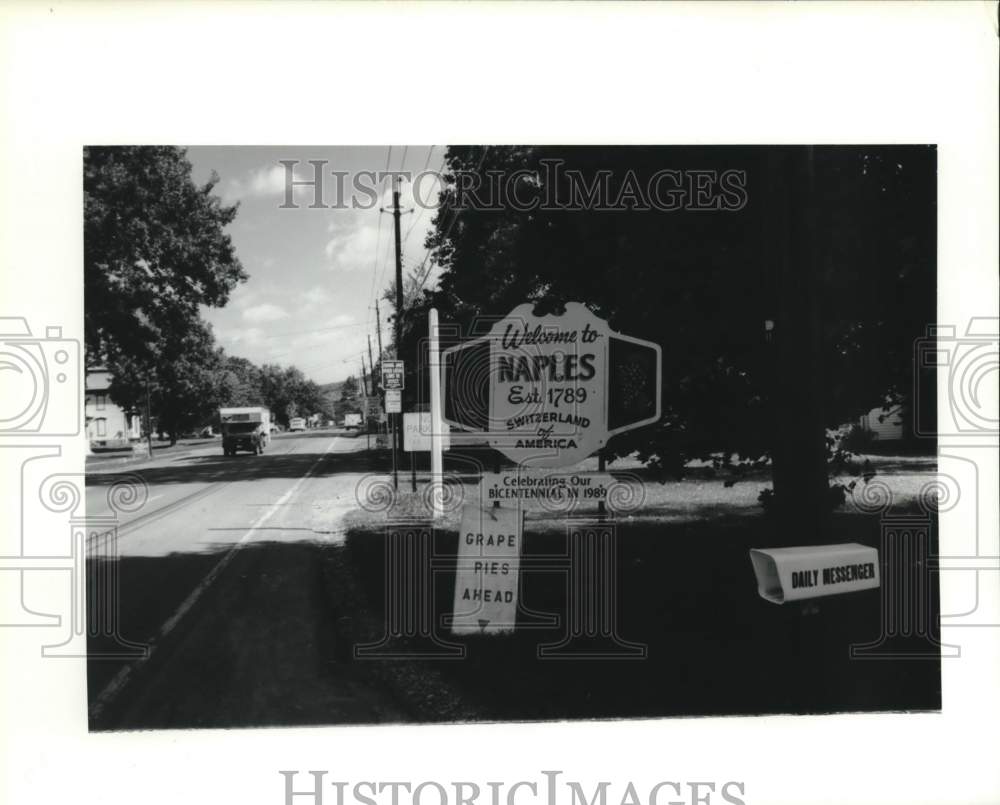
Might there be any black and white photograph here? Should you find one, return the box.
[1,4,997,805]
[81,144,942,729]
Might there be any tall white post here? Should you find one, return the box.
[429,308,444,520]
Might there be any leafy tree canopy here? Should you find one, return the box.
[406,145,935,483]
[84,145,247,367]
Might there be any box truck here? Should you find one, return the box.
[220,407,271,456]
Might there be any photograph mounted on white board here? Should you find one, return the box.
[82,144,941,730]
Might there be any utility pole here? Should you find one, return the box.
[360,354,370,449]
[390,177,404,490]
[379,176,410,490]
[393,177,404,348]
[374,300,386,450]
[367,333,377,448]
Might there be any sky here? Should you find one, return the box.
[186,146,445,385]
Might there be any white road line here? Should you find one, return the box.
[88,436,341,723]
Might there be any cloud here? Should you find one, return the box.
[220,163,312,205]
[300,286,333,306]
[243,303,289,323]
[324,221,381,271]
[215,326,265,346]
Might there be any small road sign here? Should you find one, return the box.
[381,360,405,391]
[403,412,450,452]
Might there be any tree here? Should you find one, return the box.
[84,146,247,369]
[414,145,936,529]
[257,364,330,427]
[340,375,360,400]
[107,318,224,445]
[217,356,265,407]
[333,375,363,422]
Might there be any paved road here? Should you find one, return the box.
[85,429,404,730]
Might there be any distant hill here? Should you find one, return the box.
[320,378,370,401]
[319,380,345,399]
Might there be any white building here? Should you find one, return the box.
[85,368,141,449]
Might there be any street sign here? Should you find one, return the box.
[442,302,661,467]
[365,396,382,420]
[385,388,402,413]
[403,412,451,452]
[381,360,405,391]
[451,504,521,634]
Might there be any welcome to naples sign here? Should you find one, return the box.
[442,302,661,467]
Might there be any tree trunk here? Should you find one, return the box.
[766,148,831,543]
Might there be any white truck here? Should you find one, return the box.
[220,407,271,456]
[288,417,306,432]
[344,413,362,430]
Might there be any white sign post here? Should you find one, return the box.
[429,308,445,520]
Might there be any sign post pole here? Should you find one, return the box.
[381,360,405,491]
[392,419,398,490]
[429,308,444,519]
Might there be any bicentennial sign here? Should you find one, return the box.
[480,470,636,513]
[451,504,522,634]
[442,302,661,467]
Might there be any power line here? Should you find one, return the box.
[240,319,368,342]
[412,146,481,300]
[367,212,385,315]
[402,147,444,247]
[420,145,435,173]
[365,145,393,327]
